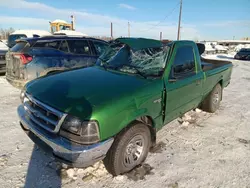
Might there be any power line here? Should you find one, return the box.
[142,2,180,32]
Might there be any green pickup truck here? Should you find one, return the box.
[17,38,232,175]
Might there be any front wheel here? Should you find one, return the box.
[103,122,151,176]
[201,83,222,113]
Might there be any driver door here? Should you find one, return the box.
[164,43,203,124]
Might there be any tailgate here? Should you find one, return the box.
[6,41,30,79]
[6,51,22,78]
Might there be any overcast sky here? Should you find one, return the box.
[0,0,249,40]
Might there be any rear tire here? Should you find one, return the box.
[201,84,222,113]
[103,121,151,176]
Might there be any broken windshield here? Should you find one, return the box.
[96,42,170,78]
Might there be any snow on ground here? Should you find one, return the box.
[1,57,250,188]
[202,53,237,60]
[214,45,228,51]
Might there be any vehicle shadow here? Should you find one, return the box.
[24,77,93,188]
[24,146,62,188]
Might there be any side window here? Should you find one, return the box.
[59,40,69,53]
[33,40,61,49]
[10,42,28,52]
[45,41,61,49]
[59,25,65,30]
[93,41,109,55]
[67,40,91,55]
[170,45,196,79]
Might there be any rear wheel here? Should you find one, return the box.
[201,83,222,113]
[103,122,151,176]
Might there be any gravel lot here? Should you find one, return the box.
[0,58,250,188]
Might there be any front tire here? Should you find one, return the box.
[201,83,222,113]
[103,122,151,176]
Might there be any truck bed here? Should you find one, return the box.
[201,57,233,98]
[201,58,232,72]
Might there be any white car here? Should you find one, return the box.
[0,40,8,50]
[8,30,51,48]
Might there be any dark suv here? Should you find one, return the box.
[234,48,250,60]
[5,36,109,88]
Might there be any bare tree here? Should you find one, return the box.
[0,27,15,39]
[193,36,199,42]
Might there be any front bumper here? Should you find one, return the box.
[18,105,114,167]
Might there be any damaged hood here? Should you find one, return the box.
[25,67,151,119]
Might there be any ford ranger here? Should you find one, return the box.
[17,38,233,176]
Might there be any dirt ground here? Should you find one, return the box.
[0,57,250,188]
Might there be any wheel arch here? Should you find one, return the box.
[40,67,68,77]
[119,115,157,147]
[218,79,223,87]
[137,116,156,145]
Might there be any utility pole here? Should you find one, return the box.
[111,22,113,39]
[160,32,163,40]
[71,15,75,31]
[128,22,130,37]
[177,0,182,40]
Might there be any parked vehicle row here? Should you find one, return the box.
[17,38,233,175]
[5,35,109,88]
[0,29,93,75]
[201,42,228,55]
[0,40,8,74]
[0,49,8,74]
[8,29,88,49]
[234,48,250,60]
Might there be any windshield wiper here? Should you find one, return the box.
[124,65,147,79]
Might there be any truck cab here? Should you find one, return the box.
[49,19,74,34]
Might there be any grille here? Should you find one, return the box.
[23,94,66,133]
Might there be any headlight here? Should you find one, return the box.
[61,115,82,134]
[60,115,100,144]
